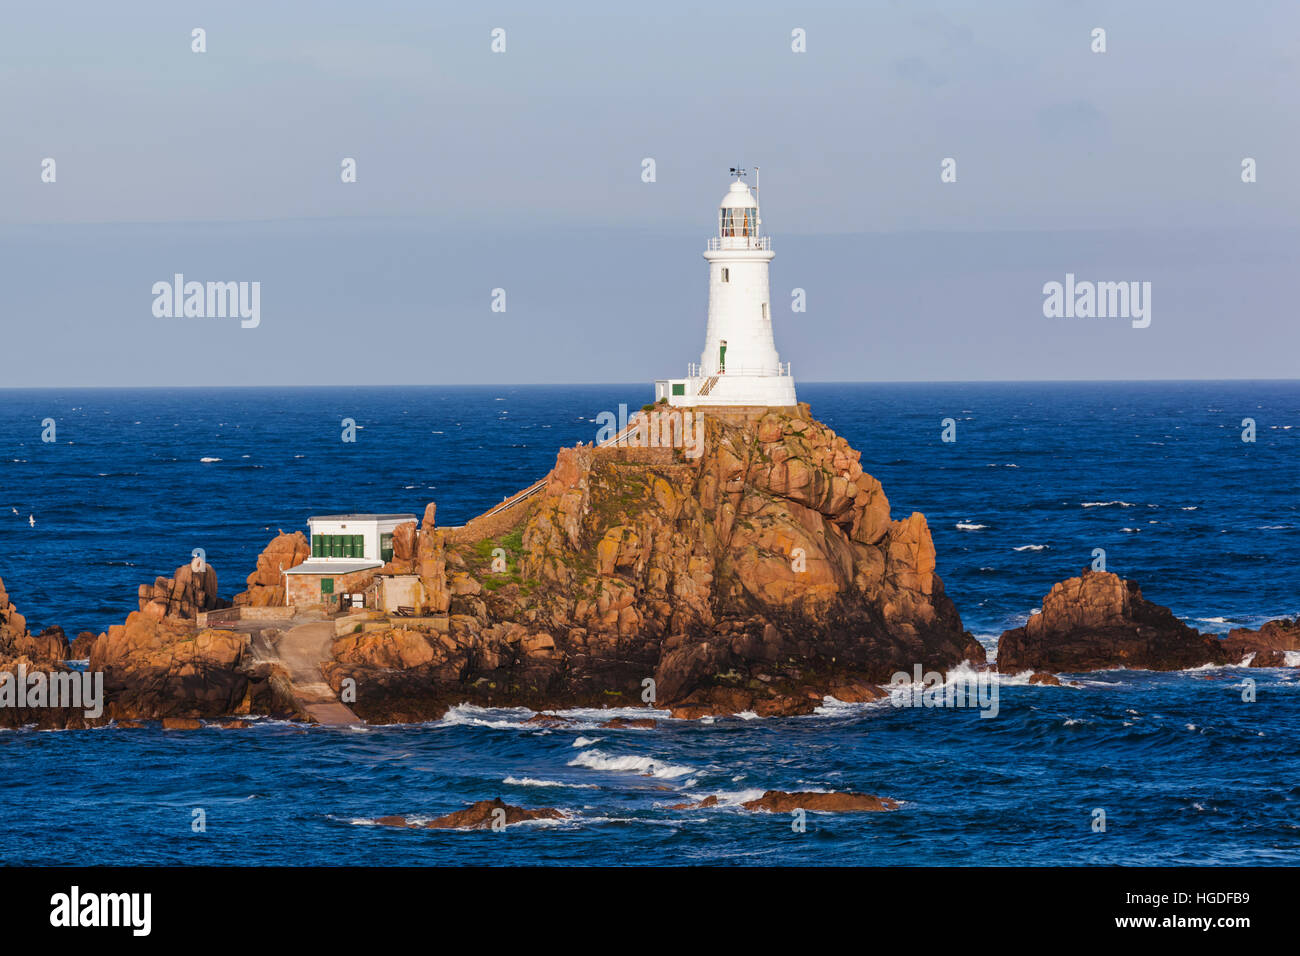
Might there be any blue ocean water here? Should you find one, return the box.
[0,382,1297,865]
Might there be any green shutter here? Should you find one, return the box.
[320,577,334,595]
[672,383,685,396]
[312,536,321,557]
[354,534,364,558]
[381,533,394,562]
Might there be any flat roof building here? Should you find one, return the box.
[284,513,416,607]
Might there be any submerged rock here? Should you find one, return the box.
[524,713,573,726]
[673,791,898,812]
[741,791,899,813]
[669,795,720,810]
[161,717,202,730]
[377,798,562,830]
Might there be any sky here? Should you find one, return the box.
[0,0,1296,387]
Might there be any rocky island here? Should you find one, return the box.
[0,404,988,725]
[998,568,1299,674]
[2,405,1296,730]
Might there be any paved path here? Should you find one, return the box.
[274,620,362,726]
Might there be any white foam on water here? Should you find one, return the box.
[812,696,870,716]
[1013,544,1048,551]
[199,457,221,463]
[996,669,1041,686]
[550,705,671,723]
[674,788,768,808]
[503,776,597,789]
[955,522,987,530]
[437,703,536,730]
[1180,661,1240,673]
[568,749,694,780]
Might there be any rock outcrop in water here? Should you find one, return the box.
[376,798,562,830]
[997,569,1299,672]
[87,607,298,720]
[1221,618,1300,667]
[81,554,301,721]
[672,790,898,812]
[325,405,983,720]
[6,401,1295,725]
[0,577,86,728]
[0,578,66,662]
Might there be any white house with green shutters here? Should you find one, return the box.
[283,513,416,606]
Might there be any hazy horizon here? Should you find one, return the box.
[2,1,1296,387]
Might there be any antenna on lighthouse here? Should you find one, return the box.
[729,166,746,179]
[754,165,761,236]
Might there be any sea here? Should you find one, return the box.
[0,381,1296,865]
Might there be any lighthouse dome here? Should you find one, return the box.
[720,180,757,208]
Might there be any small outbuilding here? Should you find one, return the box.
[284,513,416,608]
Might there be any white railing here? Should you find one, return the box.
[707,236,772,251]
[686,362,791,378]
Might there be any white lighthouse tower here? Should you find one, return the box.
[654,169,797,408]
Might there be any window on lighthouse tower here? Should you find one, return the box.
[719,207,756,237]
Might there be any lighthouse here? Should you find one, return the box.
[654,169,797,408]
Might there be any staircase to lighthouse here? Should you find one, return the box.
[654,170,797,408]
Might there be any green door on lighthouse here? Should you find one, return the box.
[719,340,727,373]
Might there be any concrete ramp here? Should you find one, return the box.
[274,621,362,726]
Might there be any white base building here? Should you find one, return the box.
[283,513,416,607]
[655,173,797,408]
